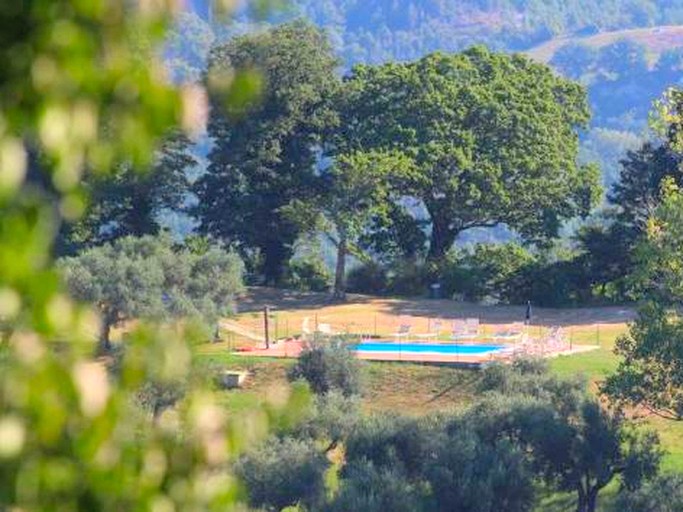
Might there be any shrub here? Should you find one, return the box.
[613,474,683,512]
[386,260,430,296]
[284,256,331,292]
[344,414,433,479]
[520,258,593,307]
[295,391,361,449]
[287,337,362,396]
[476,358,584,415]
[426,429,535,512]
[329,460,427,512]
[339,414,535,512]
[346,261,389,295]
[440,243,535,303]
[235,437,329,511]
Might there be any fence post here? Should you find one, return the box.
[569,327,573,351]
[264,306,270,349]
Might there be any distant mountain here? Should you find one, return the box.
[288,0,683,64]
[527,25,683,62]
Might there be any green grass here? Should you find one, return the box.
[549,349,620,383]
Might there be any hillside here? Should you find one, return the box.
[289,0,683,63]
[527,25,683,62]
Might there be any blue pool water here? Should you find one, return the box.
[352,342,505,356]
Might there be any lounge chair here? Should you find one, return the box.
[415,319,442,340]
[544,326,569,352]
[317,322,337,335]
[450,317,479,341]
[301,317,313,339]
[492,322,525,341]
[302,316,340,337]
[465,317,480,336]
[391,323,412,342]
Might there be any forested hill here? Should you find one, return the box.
[179,1,683,188]
[290,0,683,63]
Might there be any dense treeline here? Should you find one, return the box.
[66,19,683,306]
[191,22,599,297]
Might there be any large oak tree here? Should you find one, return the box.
[194,21,339,285]
[340,46,601,260]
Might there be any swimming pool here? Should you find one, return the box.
[352,342,505,356]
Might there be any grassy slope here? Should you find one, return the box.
[526,25,683,63]
[204,291,683,511]
[200,348,682,511]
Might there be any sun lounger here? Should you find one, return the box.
[317,322,337,335]
[301,317,312,339]
[415,320,442,340]
[543,326,569,352]
[492,322,525,341]
[301,317,338,338]
[450,317,480,341]
[391,323,412,341]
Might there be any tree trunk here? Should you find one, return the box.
[427,212,457,262]
[333,235,347,300]
[575,485,600,512]
[586,487,599,512]
[152,402,163,424]
[262,240,292,286]
[99,317,113,354]
[575,484,586,512]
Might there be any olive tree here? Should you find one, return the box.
[468,364,661,512]
[235,437,329,511]
[59,235,244,351]
[287,336,363,397]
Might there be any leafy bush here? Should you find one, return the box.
[386,260,430,296]
[287,337,362,396]
[340,414,535,512]
[344,414,433,479]
[284,256,331,292]
[235,437,329,511]
[294,391,361,449]
[519,258,593,307]
[59,235,244,351]
[346,261,389,295]
[476,358,584,416]
[426,429,535,512]
[613,474,683,512]
[440,243,535,303]
[464,374,661,512]
[329,460,427,512]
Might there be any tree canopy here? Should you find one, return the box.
[340,46,601,260]
[59,235,244,351]
[194,21,339,285]
[58,132,195,255]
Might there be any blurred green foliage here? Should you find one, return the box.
[0,2,309,510]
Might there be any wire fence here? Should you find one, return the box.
[219,310,624,351]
